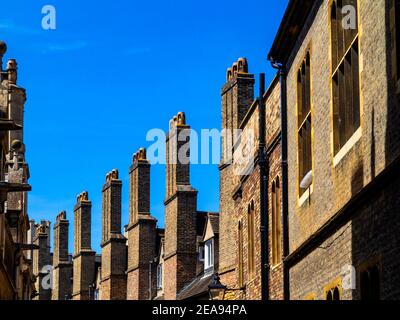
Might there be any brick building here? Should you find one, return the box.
[218,58,283,300]
[23,0,400,301]
[267,0,400,300]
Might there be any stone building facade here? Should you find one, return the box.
[0,40,35,300]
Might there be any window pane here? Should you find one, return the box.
[331,1,360,155]
[333,287,340,300]
[396,0,400,79]
[298,52,313,193]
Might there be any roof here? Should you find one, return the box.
[196,211,208,236]
[156,228,165,258]
[268,0,318,64]
[197,212,219,240]
[176,272,214,300]
[208,214,219,235]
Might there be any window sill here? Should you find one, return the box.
[298,184,313,207]
[203,266,214,277]
[333,127,362,167]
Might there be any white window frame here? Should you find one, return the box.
[204,239,214,270]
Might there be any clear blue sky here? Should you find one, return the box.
[1,0,288,253]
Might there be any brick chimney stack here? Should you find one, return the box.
[52,211,72,300]
[129,148,151,223]
[163,112,198,300]
[32,221,51,300]
[72,192,95,300]
[126,148,157,300]
[219,58,254,290]
[100,169,127,300]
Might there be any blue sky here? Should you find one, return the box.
[1,0,288,253]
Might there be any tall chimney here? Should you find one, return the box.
[126,148,157,300]
[100,169,127,300]
[72,192,95,300]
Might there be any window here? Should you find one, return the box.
[94,289,100,300]
[324,279,342,300]
[326,287,340,300]
[248,201,255,276]
[157,264,163,289]
[360,264,380,300]
[238,220,244,287]
[272,177,282,266]
[198,246,205,261]
[204,239,214,270]
[297,52,312,195]
[331,0,360,155]
[390,0,400,81]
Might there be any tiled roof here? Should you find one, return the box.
[176,272,214,300]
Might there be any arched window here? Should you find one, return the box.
[297,51,312,195]
[326,285,341,300]
[360,264,381,300]
[272,177,282,266]
[331,0,360,155]
[333,287,340,300]
[326,286,341,300]
[238,220,244,287]
[248,201,255,277]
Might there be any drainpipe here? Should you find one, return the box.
[270,60,289,300]
[258,73,269,301]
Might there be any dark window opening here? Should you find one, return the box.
[360,265,380,300]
